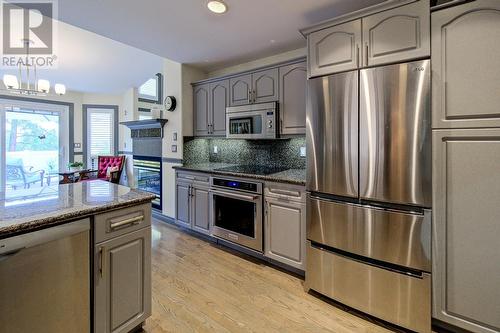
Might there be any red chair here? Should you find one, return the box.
[79,155,126,184]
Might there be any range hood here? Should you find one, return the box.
[120,119,168,138]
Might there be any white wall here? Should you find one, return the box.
[159,60,206,218]
[207,47,306,78]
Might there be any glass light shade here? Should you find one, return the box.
[3,74,19,89]
[54,83,66,95]
[207,0,227,13]
[37,79,50,93]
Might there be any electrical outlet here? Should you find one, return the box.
[171,145,177,153]
[173,132,177,141]
[300,146,306,157]
[213,145,218,154]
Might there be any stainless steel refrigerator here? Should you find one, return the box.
[305,60,432,333]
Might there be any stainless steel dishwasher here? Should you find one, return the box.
[0,218,90,333]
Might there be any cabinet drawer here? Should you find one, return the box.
[306,242,431,333]
[264,183,305,203]
[94,204,151,243]
[176,171,210,184]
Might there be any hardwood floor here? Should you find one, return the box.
[142,219,395,333]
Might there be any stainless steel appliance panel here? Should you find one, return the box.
[359,60,431,207]
[306,241,431,333]
[306,71,359,198]
[0,219,90,333]
[307,195,431,272]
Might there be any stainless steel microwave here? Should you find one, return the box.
[226,102,278,139]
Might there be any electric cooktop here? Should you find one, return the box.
[214,165,287,176]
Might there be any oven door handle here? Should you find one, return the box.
[210,189,260,201]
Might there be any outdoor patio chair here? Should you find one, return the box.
[6,157,45,189]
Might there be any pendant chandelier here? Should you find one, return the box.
[2,39,66,96]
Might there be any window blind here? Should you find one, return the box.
[88,109,114,168]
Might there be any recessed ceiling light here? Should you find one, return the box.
[207,0,227,14]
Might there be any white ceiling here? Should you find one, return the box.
[1,19,164,94]
[58,0,386,72]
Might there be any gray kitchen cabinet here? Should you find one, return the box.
[176,181,191,228]
[95,226,152,333]
[194,83,210,136]
[192,186,210,234]
[361,0,430,67]
[264,184,306,270]
[433,129,500,333]
[279,61,307,135]
[175,171,211,235]
[229,74,252,106]
[252,68,279,104]
[308,19,362,77]
[209,80,229,136]
[432,0,500,129]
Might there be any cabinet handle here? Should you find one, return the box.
[365,43,369,67]
[98,246,104,278]
[110,215,143,230]
[248,89,251,104]
[252,90,256,103]
[356,44,360,68]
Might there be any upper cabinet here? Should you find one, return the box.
[308,20,362,77]
[432,0,500,129]
[279,62,307,134]
[210,80,229,136]
[193,84,210,136]
[306,0,430,77]
[229,74,252,106]
[362,0,430,67]
[229,69,278,106]
[193,79,229,137]
[252,68,279,104]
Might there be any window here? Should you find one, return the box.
[86,107,116,169]
[138,73,163,104]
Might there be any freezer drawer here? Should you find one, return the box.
[306,70,359,198]
[307,195,431,272]
[306,241,431,333]
[359,60,431,207]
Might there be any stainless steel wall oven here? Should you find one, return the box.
[210,177,263,252]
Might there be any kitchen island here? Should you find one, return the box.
[0,181,155,333]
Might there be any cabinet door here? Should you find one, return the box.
[433,129,500,333]
[95,227,152,333]
[308,19,361,77]
[229,74,252,106]
[176,182,191,228]
[265,198,306,270]
[362,0,430,67]
[432,0,500,129]
[193,84,210,136]
[252,68,278,103]
[192,186,210,234]
[279,62,307,135]
[209,80,229,136]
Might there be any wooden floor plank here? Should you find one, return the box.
[142,220,395,333]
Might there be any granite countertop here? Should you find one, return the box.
[0,180,156,239]
[173,163,306,186]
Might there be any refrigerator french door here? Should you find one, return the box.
[306,60,432,333]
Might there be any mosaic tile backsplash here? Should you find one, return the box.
[183,137,306,169]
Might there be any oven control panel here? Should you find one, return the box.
[212,178,260,193]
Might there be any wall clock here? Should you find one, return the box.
[164,96,176,111]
